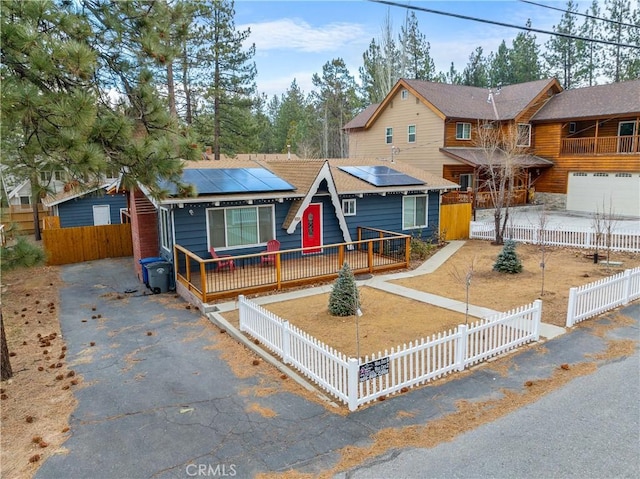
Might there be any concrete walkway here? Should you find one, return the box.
[211,240,566,340]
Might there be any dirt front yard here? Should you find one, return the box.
[223,240,640,358]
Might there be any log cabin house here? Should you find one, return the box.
[344,78,640,217]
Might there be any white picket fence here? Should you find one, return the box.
[238,295,541,411]
[566,267,640,327]
[470,221,640,253]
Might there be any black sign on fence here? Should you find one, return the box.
[359,357,390,382]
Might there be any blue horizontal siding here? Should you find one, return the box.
[58,193,127,228]
[169,190,441,261]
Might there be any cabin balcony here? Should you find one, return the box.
[442,188,529,208]
[561,135,640,155]
[174,227,411,305]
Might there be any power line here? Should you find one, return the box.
[519,0,639,30]
[368,0,640,49]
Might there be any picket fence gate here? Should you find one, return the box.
[238,295,541,411]
[470,221,640,253]
[566,267,640,327]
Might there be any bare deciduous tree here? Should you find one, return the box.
[474,122,530,245]
[450,258,475,325]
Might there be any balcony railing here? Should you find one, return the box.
[442,188,528,208]
[174,227,411,304]
[561,135,640,155]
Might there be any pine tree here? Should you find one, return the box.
[194,0,257,159]
[462,47,489,87]
[544,0,587,89]
[399,12,436,81]
[312,59,361,158]
[328,263,361,317]
[493,240,523,274]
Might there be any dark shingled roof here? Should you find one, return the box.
[405,78,557,120]
[343,103,379,130]
[440,147,554,168]
[531,80,640,121]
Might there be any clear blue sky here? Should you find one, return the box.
[233,0,595,99]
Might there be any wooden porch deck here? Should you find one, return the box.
[175,228,411,303]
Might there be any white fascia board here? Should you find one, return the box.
[159,192,304,206]
[286,162,353,244]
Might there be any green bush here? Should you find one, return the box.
[410,235,435,261]
[328,262,360,317]
[0,237,46,272]
[493,240,523,274]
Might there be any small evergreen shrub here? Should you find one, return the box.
[0,237,46,272]
[493,240,523,274]
[328,262,360,317]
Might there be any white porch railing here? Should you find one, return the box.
[470,221,640,253]
[238,295,541,411]
[566,267,640,327]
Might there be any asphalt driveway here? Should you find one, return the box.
[35,257,639,479]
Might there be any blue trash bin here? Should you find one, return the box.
[139,257,163,286]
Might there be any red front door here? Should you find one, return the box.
[302,203,322,254]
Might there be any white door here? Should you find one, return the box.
[93,205,111,225]
[567,172,640,217]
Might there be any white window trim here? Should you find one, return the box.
[408,125,416,143]
[159,207,172,252]
[206,204,276,251]
[342,198,356,216]
[456,122,471,140]
[402,195,428,230]
[385,127,393,144]
[401,89,408,100]
[517,123,531,147]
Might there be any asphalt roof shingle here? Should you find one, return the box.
[531,80,640,121]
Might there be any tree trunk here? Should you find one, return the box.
[167,62,177,118]
[1,312,13,381]
[31,174,42,241]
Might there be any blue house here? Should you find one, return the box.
[42,180,128,227]
[147,157,458,263]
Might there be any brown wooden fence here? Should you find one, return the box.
[42,223,133,265]
[440,203,472,241]
[1,206,50,235]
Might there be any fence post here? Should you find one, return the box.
[347,358,359,412]
[566,288,577,328]
[456,325,467,371]
[238,295,246,332]
[532,299,542,341]
[282,320,291,364]
[622,269,632,305]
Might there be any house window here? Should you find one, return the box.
[19,196,30,206]
[342,199,356,216]
[459,174,474,191]
[618,121,636,153]
[456,123,471,140]
[159,207,172,251]
[54,171,65,181]
[407,125,416,143]
[401,89,408,100]
[569,122,577,134]
[40,171,52,182]
[208,205,275,249]
[385,127,393,144]
[517,124,531,147]
[402,195,428,230]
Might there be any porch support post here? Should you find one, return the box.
[405,235,411,267]
[200,259,207,303]
[338,244,344,268]
[367,240,374,273]
[275,253,282,290]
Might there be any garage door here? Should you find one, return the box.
[567,172,640,217]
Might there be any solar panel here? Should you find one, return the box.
[161,168,296,195]
[339,166,425,187]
